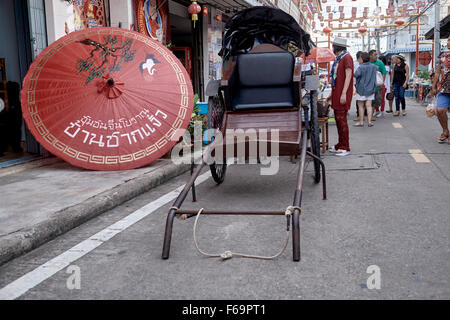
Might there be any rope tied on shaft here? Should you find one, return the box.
[193,206,301,261]
[169,206,188,220]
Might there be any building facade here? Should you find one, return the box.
[386,0,449,75]
[0,0,312,161]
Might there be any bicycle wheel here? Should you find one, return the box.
[207,93,227,184]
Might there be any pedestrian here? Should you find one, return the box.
[380,55,392,113]
[353,52,378,127]
[369,50,387,118]
[353,51,366,121]
[431,35,450,144]
[385,55,398,113]
[391,54,410,116]
[326,37,353,156]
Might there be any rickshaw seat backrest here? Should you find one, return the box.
[237,52,294,87]
[232,51,298,111]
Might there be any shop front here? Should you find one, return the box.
[0,0,49,166]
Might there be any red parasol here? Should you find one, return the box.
[305,47,336,64]
[21,27,193,171]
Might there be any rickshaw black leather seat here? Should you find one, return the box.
[231,51,297,111]
[232,86,294,110]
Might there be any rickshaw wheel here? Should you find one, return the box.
[310,92,321,184]
[207,94,227,184]
[210,158,227,184]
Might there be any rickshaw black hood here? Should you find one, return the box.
[219,6,311,60]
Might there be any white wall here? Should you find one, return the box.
[44,0,74,44]
[109,0,133,29]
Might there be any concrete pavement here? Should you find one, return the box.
[0,155,191,266]
[0,97,448,299]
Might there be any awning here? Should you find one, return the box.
[386,47,432,54]
[425,14,450,39]
[200,0,267,13]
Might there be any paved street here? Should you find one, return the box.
[0,98,449,300]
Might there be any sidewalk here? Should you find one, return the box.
[0,155,191,265]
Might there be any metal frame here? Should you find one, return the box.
[161,91,327,261]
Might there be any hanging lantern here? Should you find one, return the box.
[323,27,332,35]
[322,0,327,3]
[202,6,208,16]
[188,1,201,28]
[337,0,342,2]
[346,33,350,38]
[338,33,342,37]
[380,14,385,20]
[216,13,222,21]
[395,19,405,26]
[328,13,333,20]
[358,27,367,35]
[339,24,342,29]
[339,6,344,13]
[326,6,331,13]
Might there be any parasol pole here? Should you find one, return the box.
[415,7,420,75]
[327,33,331,83]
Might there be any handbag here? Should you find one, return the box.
[376,71,384,87]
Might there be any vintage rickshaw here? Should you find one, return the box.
[162,6,327,261]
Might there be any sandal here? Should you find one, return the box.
[402,111,407,116]
[386,110,393,113]
[368,123,374,127]
[438,133,449,143]
[393,111,400,116]
[353,123,364,127]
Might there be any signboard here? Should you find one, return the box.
[135,0,170,45]
[73,0,107,30]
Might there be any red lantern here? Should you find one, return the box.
[188,1,201,27]
[322,0,327,3]
[202,6,208,16]
[323,27,332,35]
[216,13,222,21]
[358,27,367,35]
[395,19,405,26]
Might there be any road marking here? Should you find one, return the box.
[392,122,403,129]
[408,149,431,163]
[0,171,212,300]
